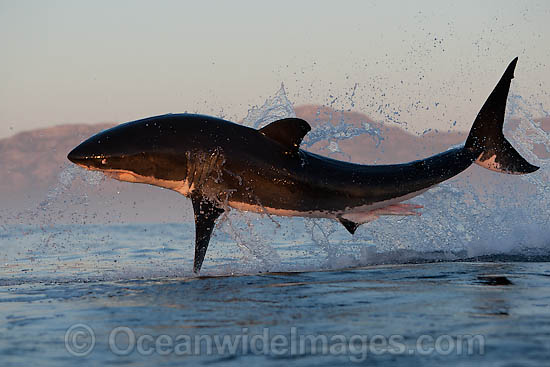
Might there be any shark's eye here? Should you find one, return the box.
[101,158,107,165]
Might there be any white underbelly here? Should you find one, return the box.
[227,185,431,220]
[227,201,337,219]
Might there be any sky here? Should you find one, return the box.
[0,0,549,138]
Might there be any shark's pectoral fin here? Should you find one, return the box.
[338,217,361,235]
[191,193,224,274]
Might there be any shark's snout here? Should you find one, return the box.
[67,137,108,169]
[67,144,97,166]
[67,146,85,165]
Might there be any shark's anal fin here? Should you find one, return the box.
[191,194,224,274]
[259,118,311,153]
[338,217,360,235]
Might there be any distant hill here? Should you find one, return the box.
[0,107,546,223]
[0,123,113,197]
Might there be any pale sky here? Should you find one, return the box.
[1,0,549,138]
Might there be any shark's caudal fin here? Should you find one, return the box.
[464,57,539,174]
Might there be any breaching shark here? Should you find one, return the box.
[68,58,538,273]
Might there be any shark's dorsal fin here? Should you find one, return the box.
[191,193,224,274]
[259,118,311,153]
[338,217,360,235]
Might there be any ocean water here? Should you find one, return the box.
[2,257,550,366]
[1,86,550,365]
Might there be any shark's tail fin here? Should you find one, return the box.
[464,57,539,174]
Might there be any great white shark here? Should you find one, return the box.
[68,58,538,273]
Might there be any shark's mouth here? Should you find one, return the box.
[102,170,142,183]
[74,163,141,182]
[76,163,194,196]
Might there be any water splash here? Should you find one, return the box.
[337,92,550,265]
[303,113,385,158]
[217,212,282,272]
[236,85,550,269]
[38,164,104,210]
[507,93,550,188]
[242,83,296,129]
[242,83,385,158]
[3,84,550,282]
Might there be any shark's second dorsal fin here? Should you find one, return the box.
[338,217,360,235]
[259,118,311,153]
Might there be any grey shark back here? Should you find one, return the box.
[68,58,538,273]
